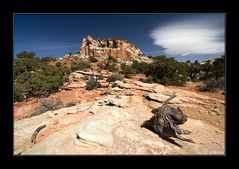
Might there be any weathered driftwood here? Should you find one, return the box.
[141,92,195,144]
[31,124,46,144]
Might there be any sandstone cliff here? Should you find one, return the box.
[79,35,152,63]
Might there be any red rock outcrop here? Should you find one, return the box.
[79,35,152,63]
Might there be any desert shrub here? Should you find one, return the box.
[107,72,123,82]
[25,73,61,97]
[120,63,136,78]
[14,64,69,101]
[107,55,118,63]
[65,101,76,107]
[141,75,154,83]
[14,51,71,102]
[89,56,98,63]
[41,56,55,62]
[16,51,36,59]
[85,76,100,90]
[14,57,41,77]
[79,61,91,70]
[98,74,104,80]
[14,83,26,102]
[199,61,213,80]
[30,97,64,117]
[131,61,149,74]
[71,61,91,71]
[187,60,201,80]
[145,55,187,86]
[212,56,225,79]
[190,55,224,81]
[97,62,105,69]
[106,63,118,72]
[70,62,79,71]
[199,77,225,92]
[55,62,62,67]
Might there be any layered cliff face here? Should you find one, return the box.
[79,35,152,63]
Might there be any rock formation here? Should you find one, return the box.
[79,35,152,63]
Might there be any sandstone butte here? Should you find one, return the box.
[56,35,152,64]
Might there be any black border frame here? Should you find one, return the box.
[1,0,238,165]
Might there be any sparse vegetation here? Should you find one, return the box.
[199,77,225,92]
[106,63,118,72]
[97,62,105,69]
[41,56,56,63]
[55,62,62,67]
[14,49,225,104]
[65,101,76,107]
[98,74,104,80]
[14,51,71,102]
[89,56,98,63]
[120,55,224,87]
[70,61,91,71]
[107,55,118,63]
[14,57,40,77]
[131,61,149,74]
[85,75,100,90]
[144,56,188,86]
[16,51,37,59]
[120,63,136,78]
[141,75,154,83]
[107,72,123,82]
[30,97,64,117]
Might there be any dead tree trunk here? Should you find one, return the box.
[163,92,176,105]
[31,124,46,144]
[141,92,195,144]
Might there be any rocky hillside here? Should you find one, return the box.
[14,71,225,155]
[79,35,152,64]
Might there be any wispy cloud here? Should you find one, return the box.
[150,16,225,56]
[143,50,165,55]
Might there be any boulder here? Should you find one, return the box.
[63,82,86,90]
[144,93,183,104]
[100,82,110,88]
[112,87,123,92]
[113,81,132,89]
[133,81,156,88]
[68,72,84,82]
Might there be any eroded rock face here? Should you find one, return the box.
[79,35,152,63]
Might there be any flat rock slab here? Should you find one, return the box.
[144,93,183,104]
[21,96,224,155]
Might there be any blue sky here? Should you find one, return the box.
[14,13,225,62]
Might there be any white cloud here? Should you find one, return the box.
[150,18,225,56]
